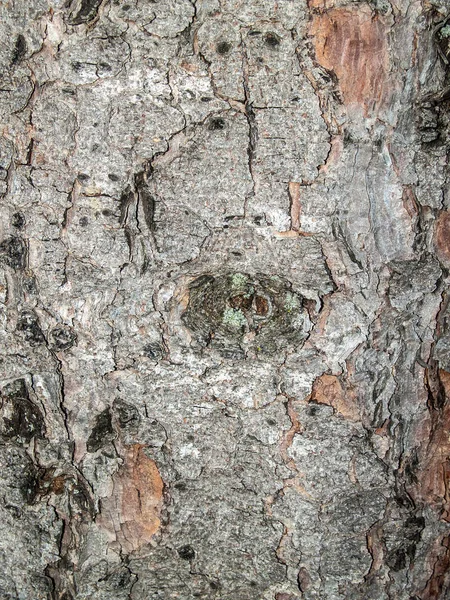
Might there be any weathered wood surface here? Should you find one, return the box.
[0,0,450,598]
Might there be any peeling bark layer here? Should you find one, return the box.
[97,444,164,553]
[310,6,391,114]
[1,0,450,599]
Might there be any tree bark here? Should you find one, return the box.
[0,1,449,599]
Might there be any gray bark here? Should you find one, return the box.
[0,0,449,599]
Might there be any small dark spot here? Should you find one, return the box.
[394,493,414,509]
[2,377,27,399]
[209,580,220,590]
[99,62,112,71]
[209,117,226,131]
[1,379,45,443]
[62,88,76,95]
[178,545,195,560]
[104,567,132,589]
[404,515,425,543]
[72,61,84,72]
[122,4,131,10]
[0,236,27,269]
[20,459,40,504]
[108,173,119,181]
[60,592,74,600]
[387,547,407,572]
[231,251,242,257]
[266,418,277,426]
[70,479,93,516]
[22,272,38,295]
[69,0,103,25]
[343,130,354,145]
[307,405,319,416]
[264,32,281,48]
[249,581,258,587]
[189,274,215,289]
[77,173,89,181]
[102,209,113,217]
[174,481,187,491]
[135,171,156,232]
[86,408,115,453]
[254,216,263,225]
[16,310,45,345]
[5,504,22,518]
[49,324,77,351]
[143,342,164,360]
[200,96,212,102]
[113,399,140,428]
[406,543,417,560]
[12,212,25,229]
[79,216,89,227]
[248,30,261,36]
[12,34,27,64]
[216,41,232,54]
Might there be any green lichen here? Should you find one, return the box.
[244,285,255,298]
[222,307,247,329]
[230,272,248,290]
[284,292,300,312]
[440,25,450,39]
[183,273,310,356]
[370,0,390,14]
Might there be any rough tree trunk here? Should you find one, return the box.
[0,0,449,599]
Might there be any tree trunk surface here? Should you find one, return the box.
[1,1,449,599]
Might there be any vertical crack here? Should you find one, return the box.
[241,35,258,218]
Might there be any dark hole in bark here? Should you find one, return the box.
[216,41,232,54]
[178,545,195,560]
[264,32,281,48]
[12,34,27,63]
[209,117,226,131]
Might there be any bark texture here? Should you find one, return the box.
[0,0,450,599]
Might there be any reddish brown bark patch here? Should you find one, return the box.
[98,444,164,553]
[408,369,450,598]
[310,374,360,421]
[435,211,450,265]
[310,7,390,114]
[402,185,419,219]
[288,181,301,232]
[255,295,269,316]
[419,534,450,600]
[414,369,450,521]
